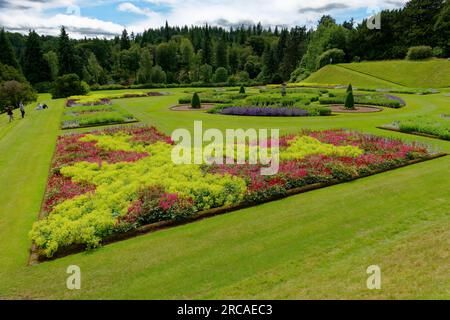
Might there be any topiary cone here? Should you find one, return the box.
[191,92,201,109]
[345,84,355,110]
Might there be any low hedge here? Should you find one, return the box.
[320,93,404,108]
[91,81,266,92]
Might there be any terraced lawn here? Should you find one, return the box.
[0,89,449,299]
[340,59,450,88]
[304,59,450,89]
[304,65,402,88]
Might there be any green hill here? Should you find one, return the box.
[304,59,450,88]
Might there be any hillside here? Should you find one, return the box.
[304,59,450,88]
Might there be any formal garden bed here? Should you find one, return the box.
[29,126,444,261]
[379,114,450,140]
[66,91,169,107]
[273,83,439,95]
[170,104,216,111]
[61,104,138,129]
[329,105,383,113]
[319,92,406,108]
[176,87,406,117]
[180,89,334,117]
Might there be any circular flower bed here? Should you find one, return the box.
[329,105,383,113]
[170,104,216,111]
[221,106,309,117]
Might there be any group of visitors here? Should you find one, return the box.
[5,103,26,123]
[4,102,49,123]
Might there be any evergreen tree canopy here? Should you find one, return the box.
[1,1,448,87]
[120,29,131,50]
[23,30,51,84]
[0,28,19,69]
[57,27,78,76]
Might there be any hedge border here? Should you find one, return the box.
[28,152,447,265]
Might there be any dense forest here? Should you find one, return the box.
[0,0,448,100]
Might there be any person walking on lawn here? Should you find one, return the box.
[6,107,14,123]
[19,102,25,118]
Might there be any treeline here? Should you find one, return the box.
[0,0,448,96]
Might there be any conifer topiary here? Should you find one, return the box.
[191,92,201,109]
[345,84,355,110]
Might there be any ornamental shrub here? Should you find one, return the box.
[213,67,229,83]
[191,92,201,109]
[0,80,37,110]
[52,74,90,98]
[239,86,246,94]
[406,46,433,60]
[345,84,355,110]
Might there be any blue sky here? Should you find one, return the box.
[0,0,407,38]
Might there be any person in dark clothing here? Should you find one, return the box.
[6,107,14,123]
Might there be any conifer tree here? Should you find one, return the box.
[120,29,131,50]
[0,28,19,69]
[23,30,51,84]
[58,27,78,75]
[202,25,213,65]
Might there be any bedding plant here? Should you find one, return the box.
[61,104,137,129]
[30,126,432,257]
[66,91,166,107]
[202,91,333,117]
[384,114,450,140]
[319,92,406,108]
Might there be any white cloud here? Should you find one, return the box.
[127,0,408,33]
[0,0,124,38]
[118,2,154,16]
[0,0,409,38]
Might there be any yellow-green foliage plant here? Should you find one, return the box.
[30,135,247,257]
[281,136,363,160]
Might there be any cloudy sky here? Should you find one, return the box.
[0,0,408,38]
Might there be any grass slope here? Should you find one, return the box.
[304,65,401,88]
[0,89,449,299]
[305,59,450,88]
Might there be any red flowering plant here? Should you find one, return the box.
[118,186,194,228]
[43,175,96,214]
[207,129,430,204]
[42,126,171,216]
[51,134,149,172]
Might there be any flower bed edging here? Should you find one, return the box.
[61,120,140,130]
[377,126,449,141]
[28,152,448,265]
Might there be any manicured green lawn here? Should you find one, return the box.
[304,59,450,88]
[304,65,401,88]
[339,59,450,88]
[0,89,449,299]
